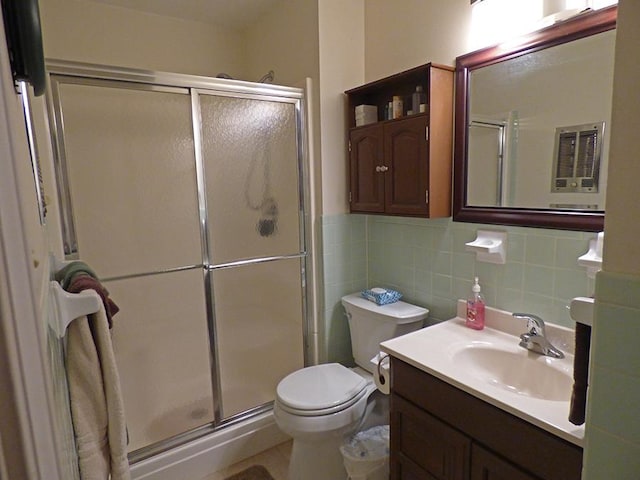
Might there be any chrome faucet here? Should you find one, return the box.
[512,313,564,359]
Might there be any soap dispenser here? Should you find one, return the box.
[466,277,485,330]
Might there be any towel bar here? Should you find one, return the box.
[49,281,101,338]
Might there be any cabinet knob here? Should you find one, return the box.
[376,165,389,173]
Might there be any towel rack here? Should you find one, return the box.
[49,256,101,338]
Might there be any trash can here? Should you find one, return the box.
[340,425,390,480]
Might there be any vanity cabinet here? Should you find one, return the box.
[345,63,454,218]
[390,358,583,480]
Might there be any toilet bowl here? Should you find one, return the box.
[274,364,377,480]
[274,293,428,480]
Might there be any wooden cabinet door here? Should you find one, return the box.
[384,116,429,216]
[471,444,539,480]
[349,124,385,213]
[391,394,470,480]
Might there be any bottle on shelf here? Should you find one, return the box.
[412,85,427,114]
[392,96,403,119]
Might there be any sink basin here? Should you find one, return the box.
[452,344,573,401]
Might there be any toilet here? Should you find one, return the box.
[274,293,429,480]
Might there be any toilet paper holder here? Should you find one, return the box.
[376,353,390,386]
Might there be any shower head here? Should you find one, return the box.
[215,71,274,84]
[258,70,275,84]
[256,197,278,237]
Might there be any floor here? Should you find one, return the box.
[200,440,292,480]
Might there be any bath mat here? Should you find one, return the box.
[224,465,275,480]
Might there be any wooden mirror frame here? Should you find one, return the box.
[453,5,617,231]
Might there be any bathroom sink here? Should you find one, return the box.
[381,303,584,446]
[451,343,573,401]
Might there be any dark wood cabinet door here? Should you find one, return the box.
[391,394,470,480]
[471,444,539,480]
[349,124,385,212]
[384,116,429,216]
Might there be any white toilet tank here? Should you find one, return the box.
[341,293,429,372]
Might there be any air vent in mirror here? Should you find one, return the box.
[551,122,604,193]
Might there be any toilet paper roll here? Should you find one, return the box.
[370,353,390,395]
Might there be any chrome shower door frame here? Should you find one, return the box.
[45,60,313,461]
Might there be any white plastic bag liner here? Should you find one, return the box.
[340,425,390,480]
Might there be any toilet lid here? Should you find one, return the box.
[276,363,367,412]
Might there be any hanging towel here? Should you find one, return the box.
[66,306,130,479]
[55,261,98,289]
[56,261,128,477]
[56,261,119,328]
[569,322,591,426]
[68,274,119,329]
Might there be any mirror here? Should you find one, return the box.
[454,6,617,231]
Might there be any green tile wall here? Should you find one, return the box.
[321,214,368,364]
[367,216,596,325]
[583,271,640,479]
[322,213,597,363]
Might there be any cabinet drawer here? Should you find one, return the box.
[391,394,470,480]
[391,358,582,480]
[471,444,539,480]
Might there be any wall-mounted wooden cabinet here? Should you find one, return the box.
[345,63,454,217]
[390,358,583,480]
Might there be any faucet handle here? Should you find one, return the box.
[512,313,546,336]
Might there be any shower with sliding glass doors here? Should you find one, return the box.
[46,61,310,460]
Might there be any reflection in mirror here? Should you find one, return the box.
[468,30,614,210]
[454,6,617,231]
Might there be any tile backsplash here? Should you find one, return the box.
[583,270,640,478]
[322,213,596,363]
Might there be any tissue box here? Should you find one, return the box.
[355,105,377,126]
[361,288,402,305]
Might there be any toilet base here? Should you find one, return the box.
[285,392,390,480]
[288,435,348,480]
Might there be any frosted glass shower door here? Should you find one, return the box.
[198,92,305,419]
[55,82,203,275]
[52,80,213,451]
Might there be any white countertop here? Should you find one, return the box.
[380,301,585,447]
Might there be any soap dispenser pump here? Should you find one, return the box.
[466,277,485,330]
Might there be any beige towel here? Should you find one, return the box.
[66,305,130,480]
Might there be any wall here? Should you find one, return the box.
[0,15,62,476]
[321,214,367,364]
[323,212,596,365]
[318,0,364,217]
[323,0,603,364]
[368,217,595,326]
[320,0,474,366]
[244,0,319,87]
[331,2,639,479]
[364,0,473,81]
[583,0,640,477]
[39,0,245,77]
[317,0,366,362]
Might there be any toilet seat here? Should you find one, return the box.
[276,363,368,417]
